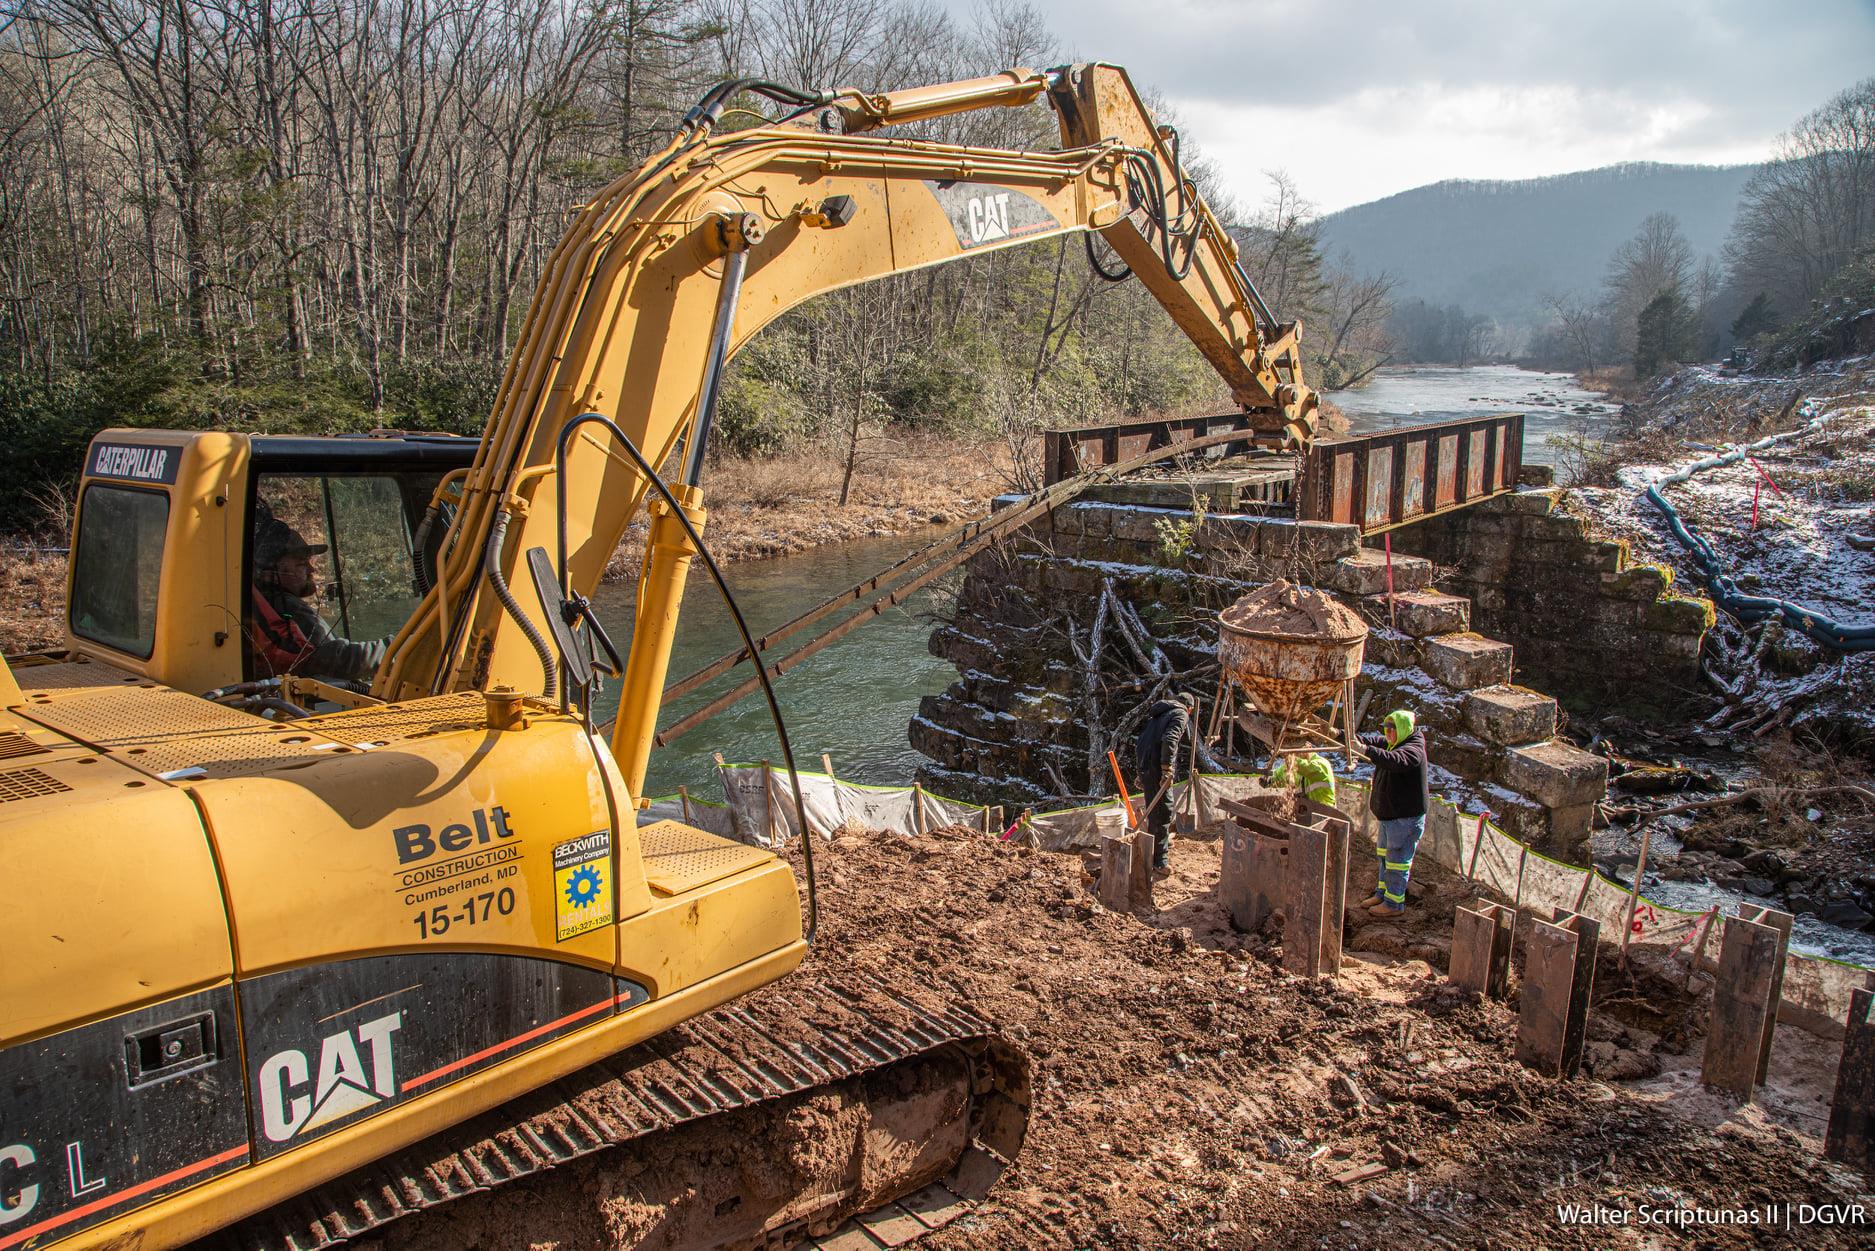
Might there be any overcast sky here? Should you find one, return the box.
[987,0,1875,215]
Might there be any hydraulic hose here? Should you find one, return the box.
[555,412,818,944]
[412,505,437,594]
[485,509,560,700]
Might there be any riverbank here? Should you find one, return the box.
[605,432,1007,574]
[1565,355,1875,953]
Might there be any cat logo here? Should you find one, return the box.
[967,192,1014,244]
[925,180,1058,251]
[257,1012,403,1143]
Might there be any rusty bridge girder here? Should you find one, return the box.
[1042,413,1270,486]
[1040,411,1526,535]
[1297,413,1524,533]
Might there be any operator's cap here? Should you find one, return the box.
[255,517,328,566]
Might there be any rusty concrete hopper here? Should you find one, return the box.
[1218,582,1367,765]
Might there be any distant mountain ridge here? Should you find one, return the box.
[1316,161,1758,331]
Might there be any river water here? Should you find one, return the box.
[591,366,1611,799]
[588,529,955,798]
[1328,363,1616,468]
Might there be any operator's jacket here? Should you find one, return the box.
[1137,700,1192,780]
[1360,729,1429,820]
[251,587,387,683]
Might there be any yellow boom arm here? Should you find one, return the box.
[374,63,1316,796]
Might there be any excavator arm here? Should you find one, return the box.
[375,63,1315,795]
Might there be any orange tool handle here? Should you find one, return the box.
[1108,750,1138,828]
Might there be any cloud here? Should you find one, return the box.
[982,0,1875,210]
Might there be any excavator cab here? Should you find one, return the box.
[60,430,477,696]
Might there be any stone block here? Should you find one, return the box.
[1253,518,1361,562]
[1326,547,1435,595]
[1423,633,1514,690]
[1466,582,1508,616]
[1061,502,1112,538]
[1606,562,1673,602]
[1487,791,1548,847]
[1502,740,1608,810]
[1642,594,1717,634]
[1589,540,1627,575]
[1105,507,1178,544]
[1647,629,1706,663]
[1519,464,1557,487]
[1463,685,1558,746]
[1430,731,1497,781]
[1544,803,1596,864]
[1458,533,1517,570]
[1502,488,1560,515]
[1519,512,1591,542]
[1588,598,1645,628]
[1361,627,1421,669]
[1378,589,1471,638]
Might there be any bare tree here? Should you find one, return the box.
[1604,211,1693,356]
[1725,77,1875,314]
[1542,291,1608,373]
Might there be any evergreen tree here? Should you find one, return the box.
[1730,292,1779,343]
[1634,292,1699,377]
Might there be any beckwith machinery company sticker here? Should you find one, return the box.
[552,830,614,941]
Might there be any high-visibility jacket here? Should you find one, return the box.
[1269,753,1337,806]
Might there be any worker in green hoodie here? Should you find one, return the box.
[1359,709,1429,917]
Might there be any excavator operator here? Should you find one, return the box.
[247,516,387,684]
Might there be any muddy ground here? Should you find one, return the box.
[384,825,1874,1249]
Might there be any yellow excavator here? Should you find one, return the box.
[0,63,1314,1249]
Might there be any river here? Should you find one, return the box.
[588,529,956,799]
[1328,363,1616,467]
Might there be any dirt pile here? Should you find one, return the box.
[1221,579,1367,641]
[798,829,1867,1248]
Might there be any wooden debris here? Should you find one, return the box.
[1330,1161,1390,1187]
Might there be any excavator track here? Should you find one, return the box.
[204,970,1029,1251]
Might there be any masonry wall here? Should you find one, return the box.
[1384,485,1714,712]
[914,493,1617,863]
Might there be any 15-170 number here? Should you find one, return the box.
[412,888,516,939]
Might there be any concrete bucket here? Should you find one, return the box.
[1217,582,1368,721]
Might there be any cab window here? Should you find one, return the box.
[246,472,437,681]
[69,485,169,658]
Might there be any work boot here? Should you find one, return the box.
[1366,899,1405,918]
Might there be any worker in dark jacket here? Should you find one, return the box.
[1135,690,1198,872]
[249,517,388,684]
[1359,708,1429,916]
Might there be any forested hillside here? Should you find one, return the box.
[0,0,1390,528]
[1319,162,1756,343]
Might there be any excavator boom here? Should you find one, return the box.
[377,63,1314,800]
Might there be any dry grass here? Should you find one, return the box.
[0,547,69,654]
